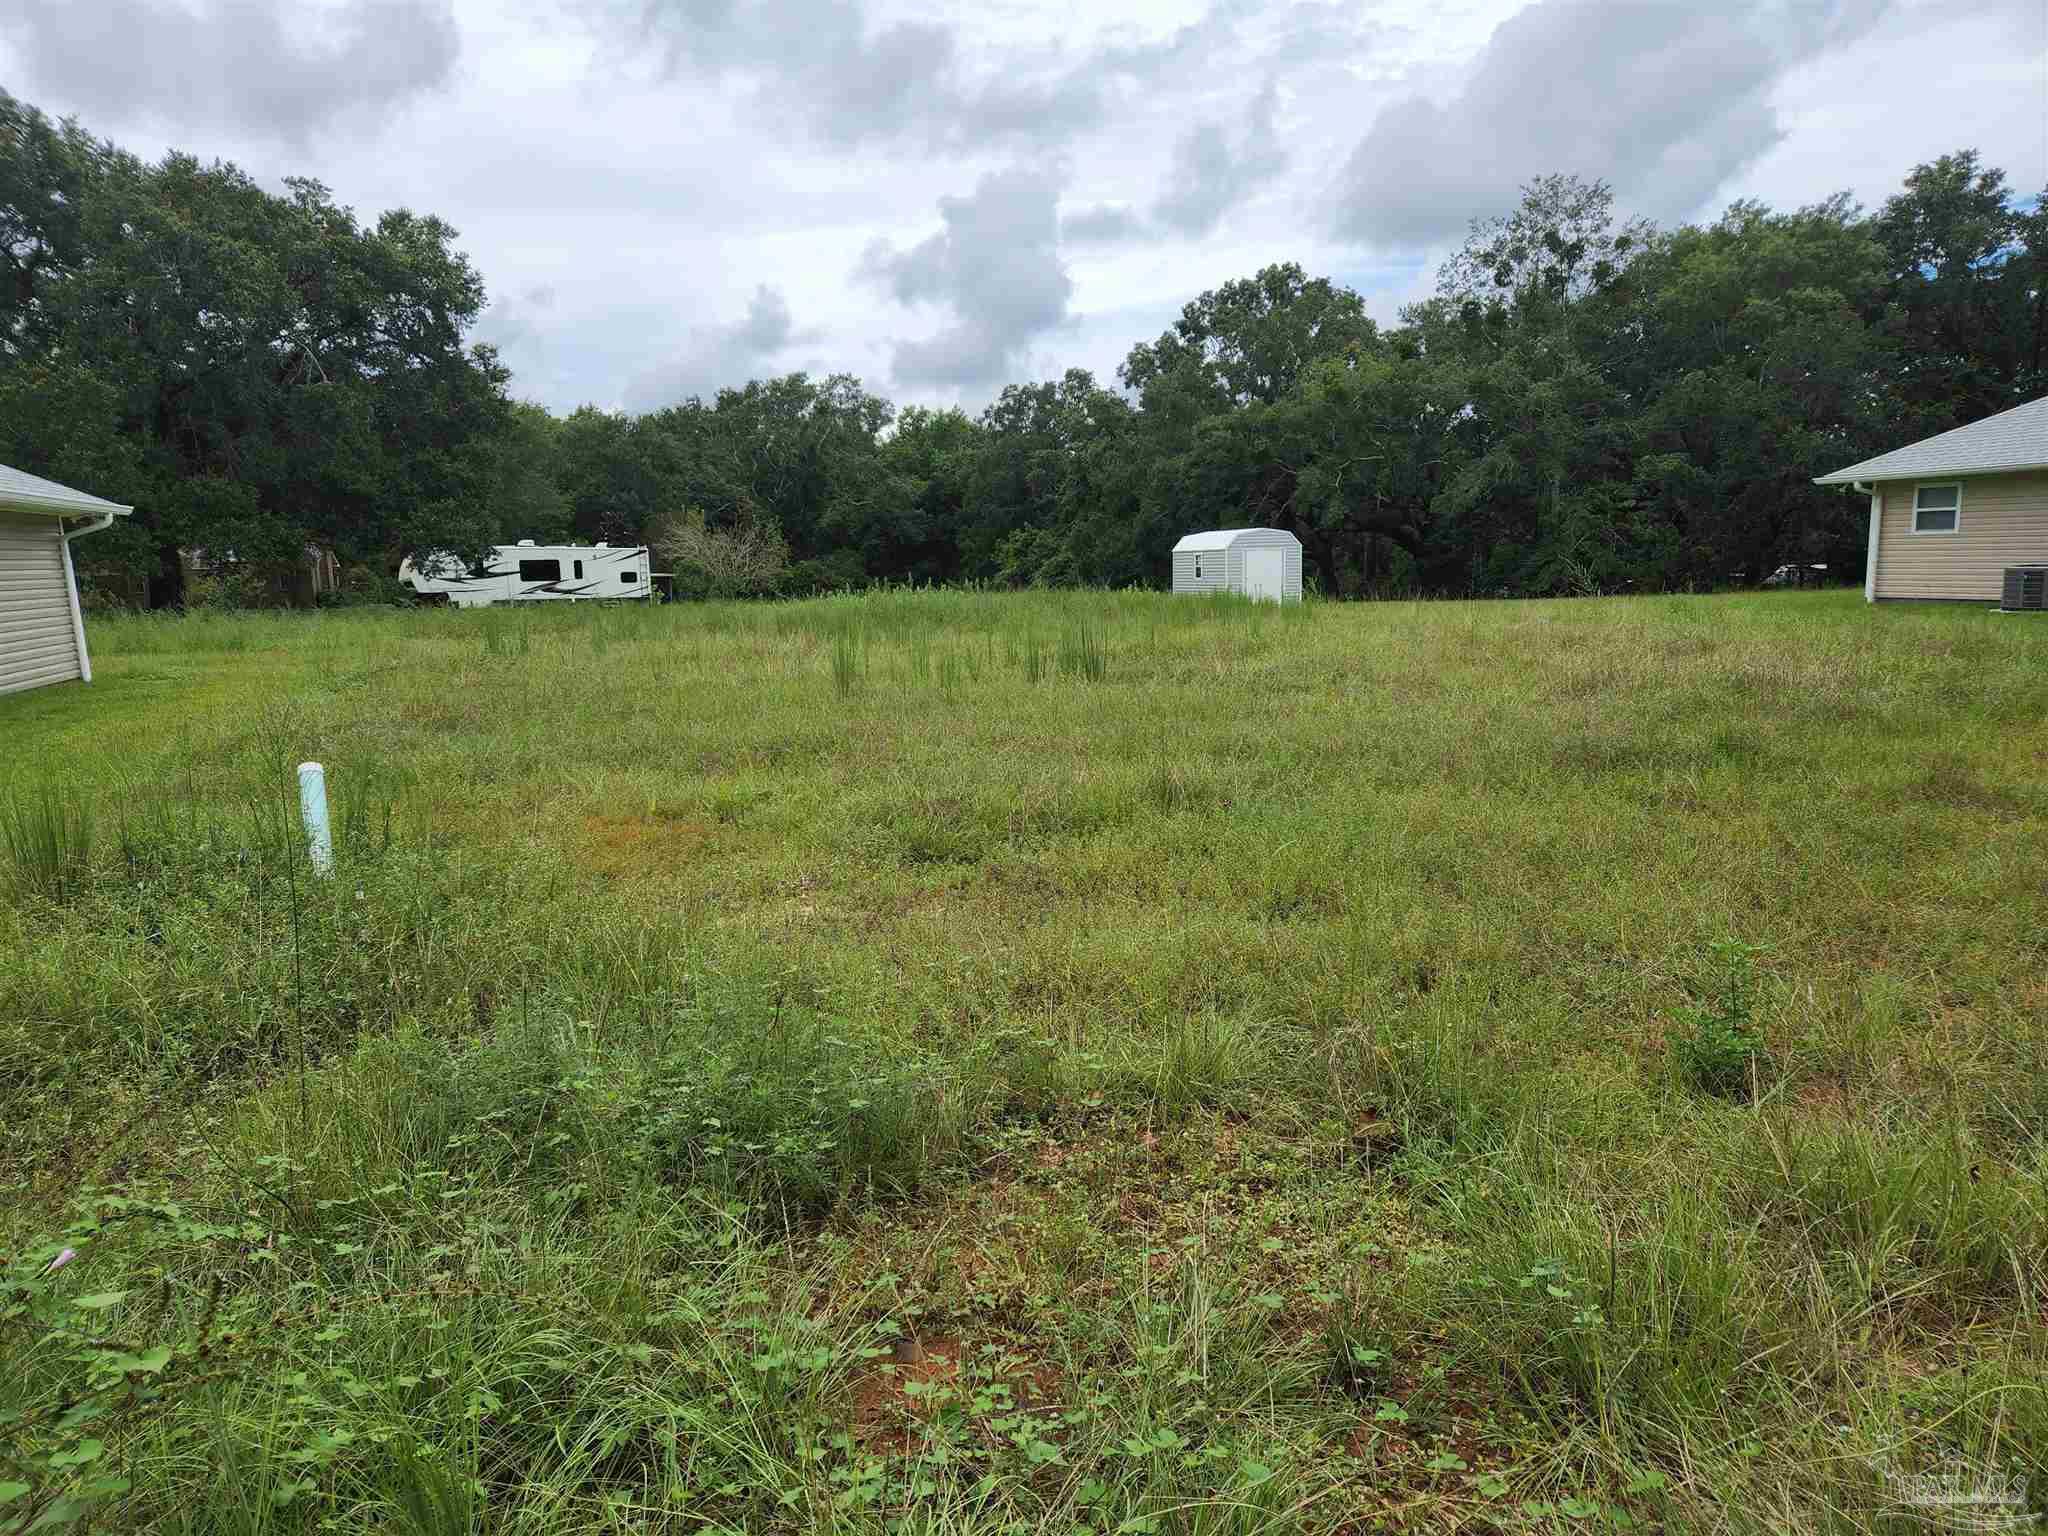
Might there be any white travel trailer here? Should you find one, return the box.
[400,541,654,607]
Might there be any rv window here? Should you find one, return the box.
[621,569,638,583]
[574,560,584,578]
[518,559,562,581]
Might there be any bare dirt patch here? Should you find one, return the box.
[844,1334,1065,1454]
[577,814,716,878]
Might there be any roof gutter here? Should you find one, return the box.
[63,511,121,543]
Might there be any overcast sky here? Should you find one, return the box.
[4,0,2043,415]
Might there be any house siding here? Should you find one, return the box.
[1872,472,2048,602]
[0,511,84,694]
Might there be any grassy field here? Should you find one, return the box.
[2,588,2044,1534]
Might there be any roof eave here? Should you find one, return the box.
[1814,458,2048,487]
[0,490,134,518]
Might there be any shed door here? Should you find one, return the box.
[1243,546,1286,601]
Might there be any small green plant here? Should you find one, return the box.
[1675,939,1770,1099]
[1,786,94,902]
[1316,1284,1388,1397]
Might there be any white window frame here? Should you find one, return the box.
[1911,482,1962,535]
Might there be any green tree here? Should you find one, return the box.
[1873,150,2046,428]
[869,406,980,583]
[1615,198,1892,585]
[0,91,514,605]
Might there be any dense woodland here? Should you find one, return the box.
[2,89,2042,604]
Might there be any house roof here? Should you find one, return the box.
[1814,396,2048,485]
[1172,528,1301,553]
[0,462,133,518]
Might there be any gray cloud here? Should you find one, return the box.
[861,167,1073,391]
[0,0,459,143]
[608,0,1105,150]
[1332,0,1895,247]
[623,285,800,409]
[1061,202,1145,246]
[1153,80,1286,236]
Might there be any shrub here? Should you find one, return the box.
[652,507,789,598]
[183,561,277,610]
[624,1010,962,1216]
[1675,940,1770,1099]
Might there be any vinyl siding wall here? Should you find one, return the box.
[1171,550,1232,593]
[1873,472,2048,601]
[0,512,83,694]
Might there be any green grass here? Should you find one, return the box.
[1,588,2044,1533]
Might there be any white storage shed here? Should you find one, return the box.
[0,464,132,695]
[1170,527,1302,601]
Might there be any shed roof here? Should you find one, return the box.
[0,462,133,518]
[1814,396,2048,485]
[1171,527,1298,553]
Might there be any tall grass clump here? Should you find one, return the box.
[1,785,94,902]
[1057,621,1109,681]
[831,628,863,695]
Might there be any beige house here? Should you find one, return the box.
[0,464,132,695]
[1815,396,2048,603]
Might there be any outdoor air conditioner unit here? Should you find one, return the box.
[2001,567,2048,612]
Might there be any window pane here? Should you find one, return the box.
[519,559,562,581]
[1915,508,1958,532]
[1915,485,1958,511]
[621,569,638,583]
[574,560,584,578]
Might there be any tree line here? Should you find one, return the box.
[3,89,2042,604]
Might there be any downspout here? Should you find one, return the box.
[60,513,118,683]
[1856,482,1878,604]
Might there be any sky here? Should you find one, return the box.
[3,0,2044,416]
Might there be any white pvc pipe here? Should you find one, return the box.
[297,762,333,875]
